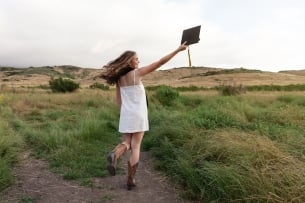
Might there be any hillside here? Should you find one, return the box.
[1,66,305,88]
[279,70,305,76]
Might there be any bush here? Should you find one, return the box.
[89,82,109,90]
[155,85,179,106]
[247,84,305,91]
[217,84,245,96]
[49,77,79,93]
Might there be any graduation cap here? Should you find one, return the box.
[181,25,201,67]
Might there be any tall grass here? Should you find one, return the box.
[0,95,24,191]
[1,88,305,202]
[143,90,305,202]
[1,90,120,183]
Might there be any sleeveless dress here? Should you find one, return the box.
[118,70,149,133]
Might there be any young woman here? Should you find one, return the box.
[101,42,187,190]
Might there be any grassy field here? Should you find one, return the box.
[1,87,305,202]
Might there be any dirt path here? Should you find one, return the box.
[0,151,192,203]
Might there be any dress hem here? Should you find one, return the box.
[119,129,149,133]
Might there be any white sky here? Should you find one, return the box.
[0,0,304,72]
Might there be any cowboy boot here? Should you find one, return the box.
[107,143,128,176]
[127,161,139,190]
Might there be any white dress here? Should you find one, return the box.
[118,71,149,133]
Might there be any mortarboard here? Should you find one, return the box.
[181,25,201,46]
[181,25,201,67]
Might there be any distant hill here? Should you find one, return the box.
[279,70,305,76]
[1,65,305,88]
[0,65,100,88]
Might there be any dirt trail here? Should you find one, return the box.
[0,151,192,203]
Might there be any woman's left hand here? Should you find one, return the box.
[178,41,188,51]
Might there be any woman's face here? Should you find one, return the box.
[130,54,139,69]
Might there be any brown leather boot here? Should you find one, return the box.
[127,161,138,190]
[107,143,128,176]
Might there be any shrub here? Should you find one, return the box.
[217,84,245,96]
[49,77,79,93]
[89,82,109,90]
[155,85,179,106]
[176,85,203,91]
[247,84,305,91]
[39,85,50,90]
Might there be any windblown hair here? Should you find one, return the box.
[101,51,136,85]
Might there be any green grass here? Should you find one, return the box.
[19,196,36,203]
[19,93,120,179]
[0,105,24,191]
[1,89,305,202]
[0,91,120,186]
[144,91,305,202]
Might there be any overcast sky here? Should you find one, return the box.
[0,0,304,72]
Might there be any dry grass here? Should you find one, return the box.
[6,89,115,111]
[1,66,305,88]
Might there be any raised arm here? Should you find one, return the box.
[137,42,188,77]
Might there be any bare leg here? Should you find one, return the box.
[107,133,132,176]
[129,132,144,166]
[122,133,132,150]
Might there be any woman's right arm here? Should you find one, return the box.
[137,43,187,77]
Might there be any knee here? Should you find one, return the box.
[120,142,130,150]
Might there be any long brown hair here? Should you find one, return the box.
[101,51,136,85]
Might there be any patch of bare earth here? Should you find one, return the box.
[1,151,192,203]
